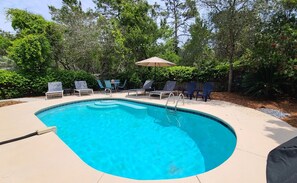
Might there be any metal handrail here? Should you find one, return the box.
[175,93,184,111]
[165,92,175,109]
[105,88,112,97]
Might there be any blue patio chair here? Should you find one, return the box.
[183,81,197,100]
[149,81,176,99]
[104,80,114,90]
[196,82,213,102]
[98,80,113,94]
[97,80,104,89]
[74,81,94,96]
[45,82,63,99]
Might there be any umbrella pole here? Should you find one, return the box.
[154,63,156,81]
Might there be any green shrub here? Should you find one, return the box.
[0,70,30,99]
[30,75,56,95]
[30,70,98,95]
[8,34,52,77]
[50,70,98,89]
[0,69,97,98]
[159,66,198,82]
[241,66,282,98]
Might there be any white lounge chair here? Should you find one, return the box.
[149,81,176,99]
[74,81,94,96]
[128,80,154,96]
[45,82,63,99]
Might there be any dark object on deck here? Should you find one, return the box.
[196,82,213,102]
[63,88,73,95]
[266,136,297,183]
[183,81,196,100]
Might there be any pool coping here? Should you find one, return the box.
[1,93,297,183]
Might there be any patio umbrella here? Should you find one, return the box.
[135,57,176,80]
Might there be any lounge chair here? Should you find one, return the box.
[45,82,63,99]
[183,81,197,100]
[149,81,176,99]
[128,80,154,96]
[74,81,94,96]
[196,82,213,102]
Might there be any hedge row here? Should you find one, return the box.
[0,70,30,99]
[0,70,97,99]
[118,66,229,89]
[0,65,229,99]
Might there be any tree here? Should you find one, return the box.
[7,9,49,36]
[181,17,212,66]
[161,0,198,54]
[8,34,51,76]
[94,0,162,67]
[241,0,297,97]
[7,9,63,70]
[0,30,13,56]
[200,0,259,92]
[49,0,106,73]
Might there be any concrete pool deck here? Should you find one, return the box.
[1,92,297,183]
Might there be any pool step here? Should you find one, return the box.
[94,101,147,110]
[94,102,117,106]
[116,101,147,110]
[87,104,118,109]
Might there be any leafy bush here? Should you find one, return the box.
[0,70,30,99]
[8,34,51,77]
[29,70,98,95]
[49,70,98,89]
[159,66,198,82]
[118,65,230,90]
[0,69,97,98]
[241,66,282,98]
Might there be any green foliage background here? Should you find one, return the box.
[0,0,296,99]
[0,70,97,99]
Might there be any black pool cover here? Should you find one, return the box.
[267,136,297,183]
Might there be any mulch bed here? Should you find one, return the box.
[212,92,297,128]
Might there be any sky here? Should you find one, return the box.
[0,0,159,33]
[0,0,96,33]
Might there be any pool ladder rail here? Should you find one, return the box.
[104,88,112,97]
[165,92,185,111]
[164,93,184,127]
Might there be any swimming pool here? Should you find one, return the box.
[36,99,236,180]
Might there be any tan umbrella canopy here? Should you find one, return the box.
[135,57,176,80]
[136,57,176,67]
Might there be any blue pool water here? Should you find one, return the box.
[36,99,236,180]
